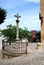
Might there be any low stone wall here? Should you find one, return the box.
[2,40,28,59]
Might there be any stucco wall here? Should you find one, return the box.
[41,0,44,42]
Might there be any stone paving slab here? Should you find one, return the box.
[0,43,44,65]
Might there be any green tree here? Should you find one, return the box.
[0,8,6,24]
[37,31,41,42]
[1,25,32,44]
[1,24,16,45]
[19,27,32,42]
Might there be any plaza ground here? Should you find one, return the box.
[0,43,44,65]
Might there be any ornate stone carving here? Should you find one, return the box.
[39,13,43,26]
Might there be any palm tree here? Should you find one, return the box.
[0,8,7,24]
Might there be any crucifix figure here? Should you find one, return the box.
[14,13,21,40]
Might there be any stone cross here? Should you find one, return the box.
[15,13,21,20]
[14,13,21,40]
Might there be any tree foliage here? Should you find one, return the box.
[1,25,16,44]
[0,7,7,24]
[1,25,32,43]
[1,24,41,43]
[36,31,41,42]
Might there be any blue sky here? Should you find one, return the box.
[0,0,40,31]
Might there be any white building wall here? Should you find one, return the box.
[0,37,2,50]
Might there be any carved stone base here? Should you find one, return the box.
[16,38,20,41]
[15,38,21,44]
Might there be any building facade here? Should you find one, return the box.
[40,0,44,42]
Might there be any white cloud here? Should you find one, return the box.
[24,0,40,3]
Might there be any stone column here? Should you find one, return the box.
[14,13,21,41]
[16,20,19,40]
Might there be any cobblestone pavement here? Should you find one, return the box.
[0,43,44,65]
